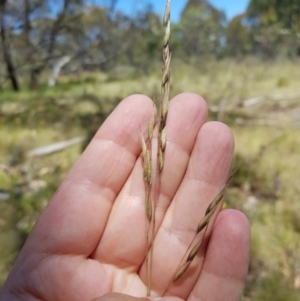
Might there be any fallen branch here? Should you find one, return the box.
[235,118,287,129]
[27,136,86,157]
[243,91,300,107]
[208,91,300,113]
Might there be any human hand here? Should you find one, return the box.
[0,93,250,301]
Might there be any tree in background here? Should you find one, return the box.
[248,0,300,29]
[23,0,85,89]
[125,4,162,71]
[226,13,254,57]
[0,0,164,90]
[247,0,300,57]
[0,0,19,91]
[80,5,132,71]
[0,0,86,90]
[174,0,226,58]
[1,0,300,92]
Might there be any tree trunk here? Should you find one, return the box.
[30,68,42,90]
[23,0,30,45]
[48,56,71,87]
[28,0,71,90]
[0,0,19,91]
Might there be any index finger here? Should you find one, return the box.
[21,95,155,257]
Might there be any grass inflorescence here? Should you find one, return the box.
[142,0,171,295]
[142,0,233,296]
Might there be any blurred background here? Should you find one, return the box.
[0,0,300,299]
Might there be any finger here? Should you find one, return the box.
[20,95,155,257]
[157,93,208,213]
[93,94,208,269]
[187,210,250,301]
[149,122,234,297]
[91,293,182,301]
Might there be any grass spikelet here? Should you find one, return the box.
[160,0,171,138]
[163,175,232,294]
[197,188,225,233]
[159,0,171,159]
[146,195,152,222]
[186,230,207,262]
[148,114,155,140]
[173,261,191,283]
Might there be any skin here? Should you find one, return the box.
[0,93,250,301]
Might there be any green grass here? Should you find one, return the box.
[1,58,300,299]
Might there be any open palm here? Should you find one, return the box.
[0,93,250,301]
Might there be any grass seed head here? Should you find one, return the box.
[158,147,164,171]
[163,0,170,27]
[187,234,206,262]
[197,210,214,234]
[141,135,147,160]
[173,261,191,283]
[205,187,225,215]
[146,196,152,221]
[148,116,154,140]
[160,127,167,151]
[146,151,152,185]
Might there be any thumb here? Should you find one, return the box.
[90,293,181,301]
